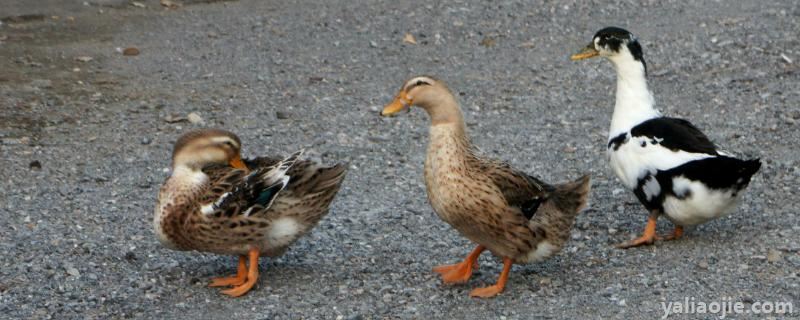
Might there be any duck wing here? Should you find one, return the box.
[199,151,302,218]
[477,158,552,220]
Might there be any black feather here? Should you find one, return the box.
[629,117,718,155]
[594,26,647,75]
[520,198,544,220]
[608,132,628,151]
[211,168,286,216]
[632,156,761,211]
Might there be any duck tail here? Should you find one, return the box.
[309,163,348,193]
[544,174,591,218]
[736,158,761,188]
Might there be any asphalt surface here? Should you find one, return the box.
[1,0,798,319]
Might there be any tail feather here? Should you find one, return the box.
[546,174,591,216]
[257,150,303,186]
[741,158,761,177]
[309,163,348,193]
[736,158,761,188]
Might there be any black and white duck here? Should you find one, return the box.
[571,27,761,248]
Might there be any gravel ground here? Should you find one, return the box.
[1,0,798,319]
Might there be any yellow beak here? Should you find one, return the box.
[570,44,600,61]
[381,90,413,116]
[229,154,248,171]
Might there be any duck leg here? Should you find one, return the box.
[469,257,512,298]
[433,245,485,284]
[221,248,260,297]
[657,225,684,241]
[208,255,247,287]
[616,212,659,249]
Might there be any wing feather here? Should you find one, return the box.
[630,117,718,155]
[474,157,551,220]
[200,151,303,219]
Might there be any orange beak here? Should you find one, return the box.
[381,90,413,116]
[229,154,248,170]
[570,43,600,61]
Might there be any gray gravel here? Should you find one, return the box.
[1,0,798,319]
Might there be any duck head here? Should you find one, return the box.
[571,26,647,74]
[171,128,247,171]
[381,75,463,125]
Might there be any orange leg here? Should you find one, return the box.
[617,213,658,249]
[433,245,485,284]
[209,255,247,287]
[469,257,512,298]
[221,248,260,297]
[657,225,684,241]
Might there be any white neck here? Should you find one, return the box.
[608,53,660,139]
[169,164,208,187]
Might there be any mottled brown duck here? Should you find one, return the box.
[380,76,592,298]
[154,129,347,297]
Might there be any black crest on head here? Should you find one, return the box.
[594,26,647,74]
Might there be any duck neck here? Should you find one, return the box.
[420,93,467,129]
[422,95,472,162]
[608,56,659,139]
[168,164,208,189]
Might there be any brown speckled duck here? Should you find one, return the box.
[381,76,592,298]
[154,129,347,297]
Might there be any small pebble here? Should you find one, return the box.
[187,112,204,124]
[29,160,42,170]
[66,267,80,277]
[767,249,781,263]
[123,47,140,56]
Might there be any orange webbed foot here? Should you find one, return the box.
[439,263,476,284]
[616,234,657,249]
[218,249,260,297]
[220,275,258,297]
[469,284,505,298]
[209,275,247,287]
[469,257,512,298]
[433,245,485,284]
[616,214,658,249]
[432,263,461,276]
[209,256,247,287]
[656,225,684,241]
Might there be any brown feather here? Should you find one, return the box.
[397,76,592,263]
[156,146,347,256]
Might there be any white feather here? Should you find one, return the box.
[200,203,216,215]
[663,176,740,225]
[199,191,232,215]
[607,46,660,138]
[522,241,559,263]
[267,217,301,247]
[641,176,661,201]
[609,136,713,189]
[170,165,208,186]
[603,37,747,227]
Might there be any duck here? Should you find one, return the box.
[571,27,761,248]
[380,76,591,298]
[154,128,347,297]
